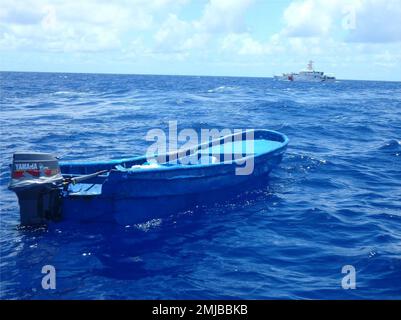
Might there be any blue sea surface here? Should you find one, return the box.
[0,71,400,299]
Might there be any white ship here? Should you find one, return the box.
[274,61,336,82]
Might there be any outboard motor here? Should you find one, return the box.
[8,152,64,226]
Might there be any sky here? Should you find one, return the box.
[0,0,400,80]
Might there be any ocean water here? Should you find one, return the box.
[0,71,400,299]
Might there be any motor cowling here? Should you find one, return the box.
[9,152,64,226]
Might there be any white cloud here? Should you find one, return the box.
[0,0,399,79]
[280,0,401,43]
[195,0,253,33]
[217,0,401,78]
[346,0,401,42]
[282,0,339,37]
[206,0,400,59]
[0,0,186,52]
[148,0,400,74]
[221,33,274,55]
[1,0,256,58]
[152,0,253,55]
[154,14,191,51]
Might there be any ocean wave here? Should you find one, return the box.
[207,85,241,93]
[1,72,400,299]
[378,139,401,151]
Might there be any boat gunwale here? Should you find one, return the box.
[59,129,289,176]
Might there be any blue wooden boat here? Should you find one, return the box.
[9,129,288,226]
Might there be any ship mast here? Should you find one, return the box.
[307,60,314,71]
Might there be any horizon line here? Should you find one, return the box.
[0,69,400,83]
